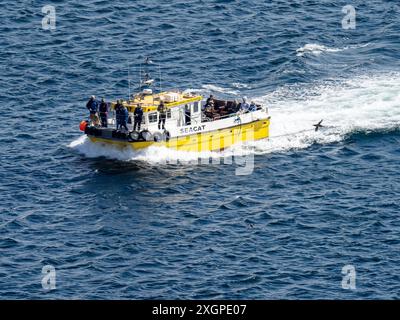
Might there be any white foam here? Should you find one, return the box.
[201,84,240,96]
[232,82,252,89]
[296,43,369,57]
[69,72,400,162]
[68,134,236,164]
[253,72,400,154]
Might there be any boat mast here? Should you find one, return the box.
[128,61,131,101]
[159,63,162,93]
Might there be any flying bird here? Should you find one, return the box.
[313,119,324,132]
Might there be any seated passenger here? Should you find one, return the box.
[240,97,250,112]
[205,94,215,109]
[203,94,215,112]
[231,100,240,113]
[249,101,257,112]
[204,104,215,120]
[218,101,228,116]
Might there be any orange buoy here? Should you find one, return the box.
[79,120,88,132]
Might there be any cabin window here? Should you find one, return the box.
[167,109,171,119]
[148,112,158,123]
[193,102,199,113]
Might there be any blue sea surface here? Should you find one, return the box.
[1,0,400,299]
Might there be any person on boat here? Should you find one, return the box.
[115,100,123,130]
[99,98,108,127]
[229,99,239,113]
[205,95,215,107]
[86,95,100,126]
[249,101,257,112]
[119,104,129,131]
[240,97,250,112]
[158,100,167,130]
[133,104,143,131]
[204,99,216,120]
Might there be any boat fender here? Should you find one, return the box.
[153,132,163,142]
[140,130,153,141]
[129,131,140,141]
[79,120,88,132]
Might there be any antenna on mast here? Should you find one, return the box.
[159,63,162,93]
[128,61,131,100]
[139,63,142,91]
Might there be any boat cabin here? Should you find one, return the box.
[108,89,261,133]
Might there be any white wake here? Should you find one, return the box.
[296,43,370,57]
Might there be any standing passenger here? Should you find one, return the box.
[86,95,100,126]
[115,100,123,130]
[120,105,129,131]
[134,104,143,131]
[99,98,108,127]
[158,100,167,130]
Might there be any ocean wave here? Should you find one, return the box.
[253,72,400,154]
[296,43,370,57]
[201,84,240,96]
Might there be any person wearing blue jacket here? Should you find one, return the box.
[133,104,144,131]
[86,95,100,126]
[120,105,129,131]
[115,100,122,130]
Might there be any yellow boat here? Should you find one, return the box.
[81,60,270,152]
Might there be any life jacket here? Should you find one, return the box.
[115,105,122,122]
[134,107,143,118]
[158,104,166,115]
[124,107,129,119]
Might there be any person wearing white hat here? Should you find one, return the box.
[86,95,100,126]
[240,97,250,112]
